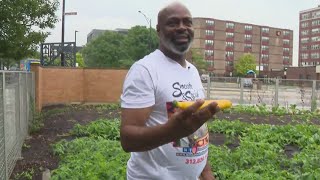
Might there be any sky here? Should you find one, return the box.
[45,0,319,66]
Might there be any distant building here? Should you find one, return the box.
[299,5,320,67]
[191,17,293,77]
[86,28,129,43]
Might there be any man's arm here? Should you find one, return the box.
[199,162,215,180]
[120,99,219,152]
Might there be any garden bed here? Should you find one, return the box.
[10,104,320,179]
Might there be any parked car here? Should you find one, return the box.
[243,78,253,88]
[201,74,210,83]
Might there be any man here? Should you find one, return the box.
[120,2,218,179]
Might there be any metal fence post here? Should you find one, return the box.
[275,79,279,106]
[240,78,244,104]
[3,72,7,180]
[311,80,317,112]
[206,76,211,99]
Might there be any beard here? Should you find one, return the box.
[162,35,193,55]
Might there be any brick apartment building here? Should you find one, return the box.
[191,17,293,77]
[299,5,320,67]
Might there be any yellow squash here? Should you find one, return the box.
[173,100,232,110]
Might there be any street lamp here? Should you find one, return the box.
[61,0,66,66]
[138,10,152,51]
[75,30,78,47]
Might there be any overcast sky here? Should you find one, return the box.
[45,0,319,66]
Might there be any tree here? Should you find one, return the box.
[234,53,257,77]
[81,31,130,68]
[76,53,85,68]
[190,49,207,74]
[0,0,59,69]
[124,25,158,61]
[81,26,159,68]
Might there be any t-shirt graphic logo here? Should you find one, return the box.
[172,82,200,101]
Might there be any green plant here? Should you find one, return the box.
[29,96,44,133]
[14,168,34,180]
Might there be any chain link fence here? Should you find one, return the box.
[0,71,35,180]
[204,77,320,111]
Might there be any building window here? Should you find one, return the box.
[245,25,252,30]
[301,22,309,28]
[226,32,234,38]
[311,44,319,50]
[301,30,309,36]
[311,36,320,42]
[226,42,234,47]
[311,53,320,59]
[301,38,309,44]
[311,28,320,34]
[262,54,269,60]
[312,11,320,18]
[226,61,233,66]
[283,56,290,61]
[244,34,252,40]
[262,36,269,42]
[205,40,214,46]
[283,39,290,45]
[244,44,252,49]
[301,53,309,59]
[283,31,290,36]
[205,30,214,36]
[262,27,269,33]
[261,45,269,51]
[205,50,214,56]
[207,60,214,66]
[302,13,310,20]
[226,22,234,29]
[206,20,214,26]
[225,51,233,58]
[312,20,320,26]
[301,45,308,50]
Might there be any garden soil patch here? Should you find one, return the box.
[10,105,319,180]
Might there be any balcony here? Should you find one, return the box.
[244,39,252,43]
[225,55,234,61]
[261,41,269,46]
[283,44,290,48]
[244,48,252,53]
[283,35,291,39]
[262,59,269,63]
[225,66,234,71]
[262,32,269,36]
[283,51,290,56]
[261,50,269,54]
[225,28,234,33]
[226,37,234,42]
[245,30,252,34]
[225,46,234,51]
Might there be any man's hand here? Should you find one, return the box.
[167,99,220,140]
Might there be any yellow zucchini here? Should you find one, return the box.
[173,100,232,110]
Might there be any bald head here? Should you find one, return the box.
[157,2,192,26]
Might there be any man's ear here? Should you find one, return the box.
[156,24,160,32]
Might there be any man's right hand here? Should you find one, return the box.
[167,99,220,140]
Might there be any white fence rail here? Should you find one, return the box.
[204,77,320,111]
[0,71,35,180]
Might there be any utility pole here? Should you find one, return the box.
[138,10,152,51]
[61,0,66,66]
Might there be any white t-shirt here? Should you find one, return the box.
[121,49,209,180]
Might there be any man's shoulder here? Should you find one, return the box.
[135,49,164,68]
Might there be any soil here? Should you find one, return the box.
[9,105,320,180]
